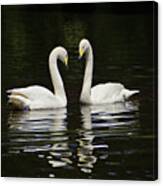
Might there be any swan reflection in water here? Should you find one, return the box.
[7,101,139,177]
[7,108,73,177]
[77,101,139,174]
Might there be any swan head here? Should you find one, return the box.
[79,39,91,58]
[50,46,68,66]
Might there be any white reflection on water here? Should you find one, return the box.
[77,101,139,174]
[7,101,139,176]
[7,108,73,170]
[8,108,67,133]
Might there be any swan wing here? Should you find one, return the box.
[7,85,67,110]
[91,82,125,104]
[7,85,54,101]
[91,82,139,104]
[7,85,54,110]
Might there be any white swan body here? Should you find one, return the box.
[79,39,139,105]
[7,47,68,110]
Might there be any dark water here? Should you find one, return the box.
[1,2,157,180]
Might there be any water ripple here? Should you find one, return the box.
[4,101,144,177]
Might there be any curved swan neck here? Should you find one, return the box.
[80,45,93,103]
[49,52,67,101]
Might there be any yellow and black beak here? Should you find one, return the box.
[64,56,68,67]
[79,48,84,58]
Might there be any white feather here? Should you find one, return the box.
[79,39,139,105]
[7,47,68,110]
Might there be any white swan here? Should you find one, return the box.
[7,47,68,110]
[79,39,139,105]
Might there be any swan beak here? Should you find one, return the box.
[64,56,68,67]
[79,48,84,58]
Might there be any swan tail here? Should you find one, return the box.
[122,89,140,100]
[6,89,12,94]
[7,88,29,98]
[7,94,30,110]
